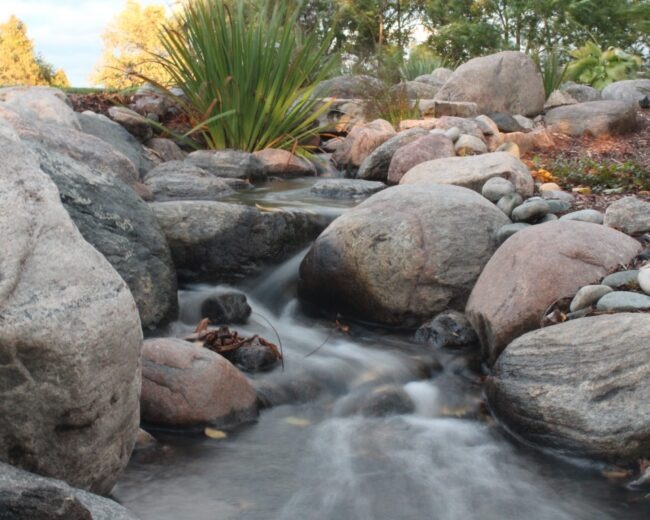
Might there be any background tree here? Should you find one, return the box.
[0,15,47,86]
[92,0,172,89]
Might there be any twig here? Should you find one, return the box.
[251,311,284,371]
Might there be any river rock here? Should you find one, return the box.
[0,120,142,494]
[542,189,574,203]
[435,51,545,116]
[0,104,141,190]
[333,119,396,170]
[107,106,153,141]
[455,134,488,156]
[495,223,530,245]
[569,285,613,312]
[604,196,650,235]
[544,89,578,110]
[391,80,439,99]
[299,184,509,327]
[144,137,186,162]
[144,161,234,201]
[545,101,638,137]
[185,149,267,181]
[387,134,455,184]
[474,115,500,136]
[602,79,650,104]
[466,221,641,364]
[481,176,515,202]
[559,82,601,103]
[486,313,650,463]
[559,209,604,224]
[34,146,178,329]
[500,128,554,155]
[0,86,80,129]
[253,148,317,177]
[512,115,535,130]
[432,116,485,142]
[315,75,383,98]
[224,341,280,373]
[414,311,478,350]
[0,462,139,520]
[400,152,533,198]
[334,385,415,418]
[141,339,258,428]
[357,127,428,181]
[310,179,386,199]
[152,201,325,282]
[602,270,640,290]
[639,269,650,295]
[545,199,572,214]
[200,291,251,324]
[496,193,523,218]
[485,113,528,133]
[77,111,158,177]
[596,291,650,312]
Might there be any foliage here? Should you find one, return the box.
[361,79,420,128]
[399,46,444,80]
[533,47,567,99]
[542,155,650,192]
[0,15,67,87]
[92,0,173,89]
[565,41,643,89]
[153,0,336,154]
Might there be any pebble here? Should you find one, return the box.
[538,213,558,223]
[482,177,515,202]
[541,190,574,203]
[559,209,604,224]
[496,192,523,217]
[540,182,561,193]
[454,134,487,156]
[639,269,650,295]
[569,285,613,312]
[602,270,640,290]
[496,223,531,244]
[596,291,650,312]
[444,127,461,142]
[495,141,520,158]
[511,199,550,223]
[545,199,572,214]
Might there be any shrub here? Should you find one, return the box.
[532,47,567,99]
[361,79,421,129]
[399,48,445,81]
[565,41,643,90]
[153,0,337,154]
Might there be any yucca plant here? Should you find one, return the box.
[565,41,643,90]
[154,0,336,154]
[533,47,568,99]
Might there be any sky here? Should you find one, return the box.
[0,0,172,87]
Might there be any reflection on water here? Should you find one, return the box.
[115,183,650,520]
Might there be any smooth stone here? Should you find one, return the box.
[496,192,523,217]
[357,127,428,181]
[481,176,515,202]
[474,115,499,135]
[559,209,604,224]
[185,150,267,181]
[414,310,478,349]
[495,141,520,158]
[224,342,280,373]
[539,182,561,192]
[604,196,650,235]
[107,106,153,141]
[496,223,530,244]
[639,269,650,295]
[512,115,534,130]
[444,126,461,142]
[387,134,456,184]
[486,112,529,133]
[311,179,387,199]
[545,100,638,137]
[200,291,251,324]
[569,284,613,312]
[511,199,549,222]
[596,291,650,312]
[334,385,415,418]
[541,189,574,203]
[602,270,640,290]
[538,213,558,223]
[545,199,572,214]
[454,134,488,156]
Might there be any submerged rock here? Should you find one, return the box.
[144,161,234,202]
[334,385,415,418]
[414,311,478,350]
[200,291,252,324]
[487,313,650,463]
[185,149,267,181]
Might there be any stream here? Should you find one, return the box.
[114,179,650,520]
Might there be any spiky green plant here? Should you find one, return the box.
[565,41,643,90]
[399,51,445,81]
[154,0,336,154]
[533,47,568,99]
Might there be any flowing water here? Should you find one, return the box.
[114,182,650,520]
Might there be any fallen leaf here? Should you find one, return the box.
[204,427,227,440]
[284,417,311,427]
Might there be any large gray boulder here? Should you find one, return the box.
[77,111,158,177]
[0,462,139,519]
[387,134,455,184]
[0,86,80,129]
[33,146,178,329]
[435,51,545,116]
[400,152,534,198]
[356,127,428,181]
[544,100,638,137]
[152,201,326,282]
[144,161,234,202]
[299,184,509,327]
[466,221,642,364]
[315,75,383,98]
[0,119,142,494]
[185,149,267,181]
[602,79,650,104]
[390,80,439,99]
[487,313,650,463]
